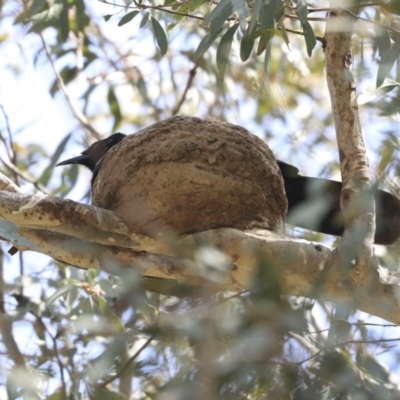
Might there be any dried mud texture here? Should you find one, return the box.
[91,116,287,236]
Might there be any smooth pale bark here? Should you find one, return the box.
[324,6,376,270]
[0,187,400,323]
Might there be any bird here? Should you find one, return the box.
[56,133,400,245]
[56,133,127,183]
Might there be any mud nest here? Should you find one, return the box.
[91,116,287,236]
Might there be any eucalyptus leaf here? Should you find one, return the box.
[108,86,122,132]
[140,12,150,28]
[205,0,246,34]
[194,28,223,61]
[301,20,316,56]
[117,10,139,26]
[248,0,262,35]
[39,133,71,186]
[264,42,272,74]
[217,24,239,79]
[377,39,400,87]
[151,17,168,56]
[60,0,69,41]
[358,79,400,105]
[240,34,254,61]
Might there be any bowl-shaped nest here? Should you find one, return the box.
[91,116,287,236]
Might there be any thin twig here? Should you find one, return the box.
[36,317,68,399]
[38,34,101,140]
[0,155,47,194]
[281,27,324,43]
[171,63,199,116]
[101,0,207,21]
[284,14,327,21]
[0,247,26,367]
[0,104,17,167]
[0,104,19,187]
[307,3,381,14]
[100,335,154,386]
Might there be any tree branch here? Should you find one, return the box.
[324,6,377,271]
[0,183,399,323]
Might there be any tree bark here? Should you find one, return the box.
[0,187,400,323]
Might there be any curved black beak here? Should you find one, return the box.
[56,155,88,167]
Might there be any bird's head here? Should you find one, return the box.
[56,133,127,172]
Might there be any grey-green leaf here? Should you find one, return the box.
[108,86,122,132]
[240,34,254,61]
[248,0,262,35]
[264,42,272,74]
[296,0,308,23]
[140,12,149,28]
[60,0,70,41]
[358,79,400,105]
[377,40,400,87]
[75,0,86,32]
[205,0,246,34]
[374,25,391,58]
[117,10,139,27]
[39,133,71,186]
[194,28,223,61]
[301,20,316,56]
[259,0,277,31]
[217,24,239,79]
[151,17,168,56]
[296,0,315,56]
[30,3,63,22]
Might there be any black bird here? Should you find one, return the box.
[56,133,127,183]
[57,133,400,245]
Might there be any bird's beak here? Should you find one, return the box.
[56,155,87,167]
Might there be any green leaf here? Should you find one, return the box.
[279,24,290,48]
[117,10,139,26]
[30,3,62,23]
[248,0,262,35]
[240,34,254,61]
[140,12,150,29]
[379,0,400,15]
[194,28,223,61]
[295,0,315,56]
[204,0,246,34]
[358,79,400,104]
[217,24,239,79]
[256,29,274,56]
[263,42,272,74]
[60,0,70,41]
[174,0,206,21]
[360,355,389,382]
[374,25,391,58]
[75,0,86,32]
[39,133,71,186]
[259,0,276,31]
[103,14,112,22]
[151,17,168,56]
[377,39,400,87]
[301,20,316,56]
[107,86,122,132]
[27,0,48,18]
[50,66,77,96]
[296,0,308,22]
[46,283,76,306]
[61,163,79,196]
